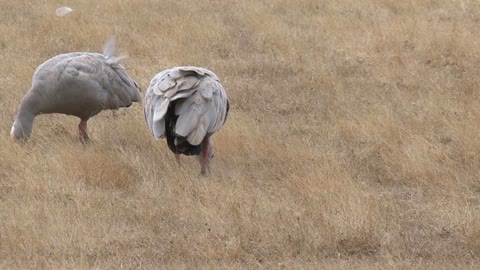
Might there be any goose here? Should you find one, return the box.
[10,39,141,142]
[144,67,229,175]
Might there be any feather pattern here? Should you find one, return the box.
[10,38,141,140]
[30,52,141,117]
[144,66,229,147]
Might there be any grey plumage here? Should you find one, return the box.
[144,66,229,175]
[11,39,141,141]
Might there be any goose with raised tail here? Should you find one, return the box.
[11,38,141,142]
[144,67,229,175]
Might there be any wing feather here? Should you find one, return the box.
[157,77,176,92]
[171,88,196,101]
[187,115,208,145]
[152,118,165,139]
[175,102,202,137]
[153,98,170,122]
[164,86,178,98]
[144,66,229,144]
[174,96,196,116]
[178,75,200,91]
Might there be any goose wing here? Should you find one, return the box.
[96,59,142,109]
[144,66,228,145]
[41,53,141,110]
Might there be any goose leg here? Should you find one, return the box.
[175,154,181,165]
[78,118,89,143]
[199,135,211,176]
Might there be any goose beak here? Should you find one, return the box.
[10,126,27,143]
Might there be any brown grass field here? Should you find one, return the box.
[1,0,480,269]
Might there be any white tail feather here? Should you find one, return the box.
[103,36,116,58]
[103,37,128,64]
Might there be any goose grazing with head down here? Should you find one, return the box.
[11,38,141,142]
[144,67,229,175]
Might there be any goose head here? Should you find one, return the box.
[10,119,32,141]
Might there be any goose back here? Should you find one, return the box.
[28,52,141,119]
[144,66,229,154]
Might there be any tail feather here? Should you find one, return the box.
[103,36,116,58]
[103,36,128,64]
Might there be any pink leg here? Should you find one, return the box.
[175,154,181,165]
[78,118,89,143]
[199,136,211,175]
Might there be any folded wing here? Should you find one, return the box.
[144,66,228,145]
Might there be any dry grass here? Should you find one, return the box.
[1,0,480,269]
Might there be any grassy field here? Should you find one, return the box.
[1,0,480,269]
